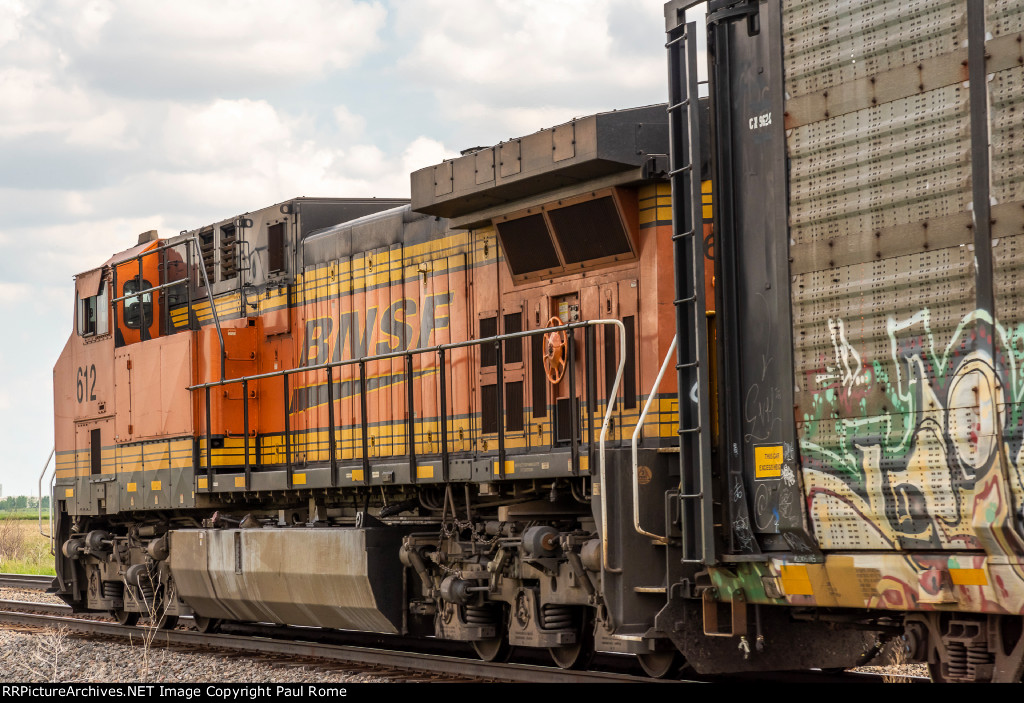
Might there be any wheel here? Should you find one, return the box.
[637,650,683,679]
[472,636,512,662]
[192,615,221,634]
[156,614,179,630]
[548,611,595,670]
[111,609,139,627]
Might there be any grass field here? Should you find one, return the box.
[0,509,51,520]
[0,518,56,575]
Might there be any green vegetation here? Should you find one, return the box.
[0,495,51,521]
[0,517,56,576]
[0,495,49,511]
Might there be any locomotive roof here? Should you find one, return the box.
[409,104,669,226]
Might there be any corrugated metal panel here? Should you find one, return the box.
[793,246,976,417]
[989,0,1024,518]
[990,65,1024,207]
[794,246,978,551]
[782,0,966,99]
[788,84,972,247]
[782,0,992,551]
[988,0,1024,38]
[993,232,1024,508]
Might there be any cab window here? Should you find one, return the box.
[123,278,153,330]
[77,281,109,337]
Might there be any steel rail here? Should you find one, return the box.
[0,609,665,684]
[0,574,53,590]
[0,599,67,614]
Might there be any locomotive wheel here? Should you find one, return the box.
[111,609,139,627]
[637,650,683,679]
[193,615,221,634]
[472,636,512,663]
[549,611,595,670]
[542,316,568,384]
[156,614,179,630]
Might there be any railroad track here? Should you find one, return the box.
[0,573,52,590]
[0,606,668,683]
[0,594,927,683]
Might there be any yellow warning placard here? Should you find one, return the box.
[755,445,783,479]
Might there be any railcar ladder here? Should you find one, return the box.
[666,20,715,566]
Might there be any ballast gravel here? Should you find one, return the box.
[0,587,65,605]
[0,627,391,683]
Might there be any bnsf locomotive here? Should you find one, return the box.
[50,0,1024,681]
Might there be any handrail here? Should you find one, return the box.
[185,236,226,381]
[597,320,627,580]
[189,320,625,485]
[188,319,617,391]
[37,446,54,541]
[631,335,678,543]
[111,236,226,380]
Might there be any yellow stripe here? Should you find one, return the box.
[127,483,137,493]
[416,465,434,479]
[293,473,306,485]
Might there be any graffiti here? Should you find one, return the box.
[733,516,755,552]
[782,531,813,554]
[744,383,781,442]
[782,465,796,487]
[754,483,776,530]
[800,308,1024,556]
[778,482,794,519]
[816,318,870,393]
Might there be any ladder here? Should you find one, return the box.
[666,20,715,566]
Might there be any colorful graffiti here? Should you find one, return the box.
[798,309,1024,557]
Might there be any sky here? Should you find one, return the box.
[0,0,703,497]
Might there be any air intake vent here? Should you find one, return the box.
[268,222,285,273]
[199,229,216,284]
[220,224,238,280]
[494,214,561,276]
[503,312,522,363]
[492,187,637,283]
[548,196,631,265]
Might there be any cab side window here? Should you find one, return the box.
[77,282,109,337]
[122,278,153,330]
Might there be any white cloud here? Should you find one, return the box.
[162,99,292,168]
[392,0,665,136]
[39,0,388,95]
[400,136,452,177]
[333,105,367,139]
[0,0,29,48]
[0,282,30,304]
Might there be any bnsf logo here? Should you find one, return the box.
[301,292,453,365]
